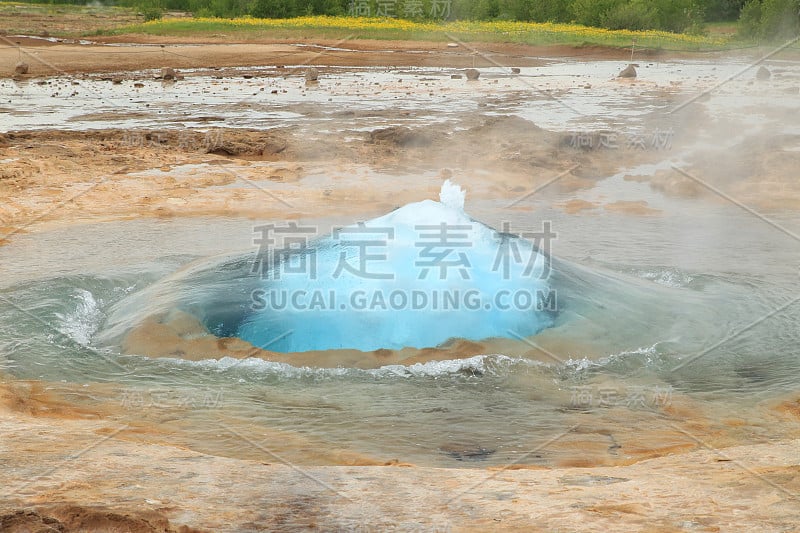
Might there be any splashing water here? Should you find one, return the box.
[439,179,466,211]
[55,289,102,347]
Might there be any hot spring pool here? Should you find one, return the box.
[1,177,799,468]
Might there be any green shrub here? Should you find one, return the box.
[142,6,164,20]
[760,0,800,39]
[521,0,572,22]
[652,0,705,32]
[571,0,624,27]
[250,0,298,18]
[738,0,763,36]
[600,1,657,30]
[704,0,747,20]
[738,0,800,40]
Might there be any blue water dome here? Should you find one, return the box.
[237,181,555,352]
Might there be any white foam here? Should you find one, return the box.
[564,343,661,371]
[56,289,102,347]
[159,353,543,379]
[439,179,466,211]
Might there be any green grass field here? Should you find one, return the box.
[103,15,739,51]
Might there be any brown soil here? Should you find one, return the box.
[0,506,205,533]
[0,34,721,79]
[0,117,658,240]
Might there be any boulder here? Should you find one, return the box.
[160,67,176,80]
[618,64,637,78]
[305,67,319,82]
[14,62,29,75]
[464,68,480,81]
[756,66,771,80]
[368,126,430,147]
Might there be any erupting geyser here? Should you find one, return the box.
[237,181,556,352]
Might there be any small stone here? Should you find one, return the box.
[439,442,496,461]
[511,67,521,74]
[305,67,319,82]
[160,67,176,80]
[618,64,637,78]
[446,42,459,48]
[450,74,462,79]
[756,66,771,80]
[134,82,145,88]
[465,68,480,81]
[112,77,123,84]
[14,62,29,75]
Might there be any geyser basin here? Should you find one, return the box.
[236,181,555,352]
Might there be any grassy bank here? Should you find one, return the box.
[107,16,732,51]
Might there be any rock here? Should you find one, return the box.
[134,82,145,88]
[446,42,459,48]
[368,126,430,147]
[206,134,288,157]
[160,67,176,80]
[439,442,496,461]
[756,66,771,80]
[618,64,637,78]
[450,74,462,79]
[465,68,480,81]
[559,474,630,486]
[305,67,319,82]
[14,62,29,75]
[511,67,521,74]
[0,510,64,532]
[112,77,123,84]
